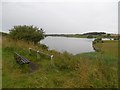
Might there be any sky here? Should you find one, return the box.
[1,0,119,34]
[0,0,2,31]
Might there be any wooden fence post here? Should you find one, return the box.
[37,50,40,60]
[29,48,32,56]
[50,55,54,66]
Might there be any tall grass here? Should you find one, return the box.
[2,36,118,88]
[0,35,2,89]
[93,40,118,57]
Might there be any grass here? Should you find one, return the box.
[0,35,2,89]
[2,36,118,88]
[93,40,119,57]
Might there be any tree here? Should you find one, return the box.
[9,25,45,44]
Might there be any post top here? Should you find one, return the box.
[37,50,39,53]
[51,55,54,58]
[29,48,32,50]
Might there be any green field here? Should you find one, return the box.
[0,35,2,89]
[2,36,119,88]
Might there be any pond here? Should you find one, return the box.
[41,36,95,55]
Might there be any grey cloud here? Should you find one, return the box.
[2,1,118,34]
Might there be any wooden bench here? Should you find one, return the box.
[14,52,30,65]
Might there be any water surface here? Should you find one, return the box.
[41,36,95,55]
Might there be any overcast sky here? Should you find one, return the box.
[1,0,119,34]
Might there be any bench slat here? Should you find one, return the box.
[14,52,30,64]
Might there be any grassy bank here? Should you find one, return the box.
[0,35,2,89]
[2,36,118,88]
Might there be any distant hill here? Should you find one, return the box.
[45,32,107,38]
[0,32,8,36]
[82,32,106,35]
[45,32,107,36]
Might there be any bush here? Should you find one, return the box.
[9,25,45,44]
[40,44,48,49]
[114,37,119,40]
[87,35,93,38]
[93,38,103,44]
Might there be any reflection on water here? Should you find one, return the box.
[41,36,95,55]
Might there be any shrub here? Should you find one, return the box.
[114,37,119,40]
[40,44,48,49]
[87,35,93,38]
[9,25,45,44]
